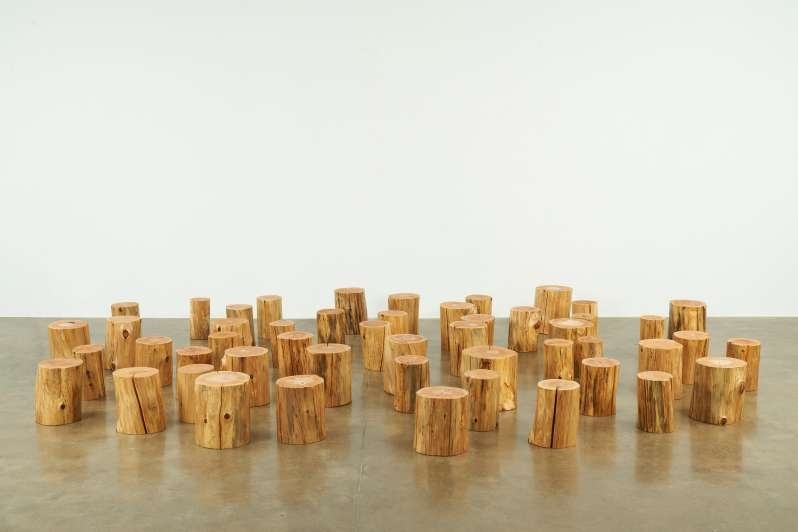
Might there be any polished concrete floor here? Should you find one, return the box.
[1,317,796,531]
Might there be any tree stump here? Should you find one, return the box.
[34,358,83,425]
[276,375,326,444]
[637,371,675,433]
[276,331,314,378]
[393,355,430,413]
[673,330,710,385]
[316,308,346,344]
[226,304,255,346]
[638,339,684,399]
[726,338,761,392]
[640,315,666,340]
[105,316,141,370]
[256,294,283,342]
[571,299,598,333]
[550,317,594,344]
[211,317,253,347]
[462,369,499,432]
[176,363,213,423]
[574,336,603,381]
[448,321,488,377]
[113,367,166,435]
[462,313,495,345]
[465,294,493,315]
[528,379,580,449]
[194,371,251,449]
[534,285,573,334]
[71,344,105,400]
[111,301,140,316]
[377,309,409,335]
[176,345,213,368]
[571,312,597,334]
[221,346,270,406]
[544,338,574,380]
[208,331,243,370]
[48,319,90,358]
[383,334,427,395]
[388,293,420,334]
[334,287,368,335]
[668,299,707,338]
[134,336,173,387]
[268,320,295,367]
[439,301,476,351]
[360,320,390,371]
[689,357,747,425]
[580,358,620,416]
[413,387,469,456]
[462,345,518,411]
[507,306,541,352]
[307,343,352,407]
[189,297,210,340]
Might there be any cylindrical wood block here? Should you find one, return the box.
[194,371,251,449]
[111,301,140,316]
[34,358,83,425]
[105,316,141,370]
[112,367,166,435]
[462,369,499,432]
[640,315,666,340]
[276,375,326,444]
[637,371,675,433]
[221,346,270,406]
[689,357,747,425]
[256,294,283,341]
[571,299,598,332]
[574,335,603,381]
[388,293,420,334]
[529,379,580,449]
[413,387,469,456]
[465,294,493,315]
[550,317,594,344]
[176,345,213,368]
[393,355,430,413]
[448,320,488,377]
[673,330,710,385]
[638,339,684,399]
[534,285,573,335]
[71,344,105,400]
[226,304,255,346]
[462,345,518,411]
[543,338,574,380]
[268,319,295,368]
[211,317,253,347]
[580,358,620,416]
[507,306,541,352]
[726,338,761,392]
[360,320,390,372]
[462,313,495,345]
[439,301,477,351]
[307,343,352,407]
[189,297,210,340]
[377,309,409,335]
[571,312,597,333]
[134,336,173,387]
[668,299,707,338]
[177,363,213,423]
[276,331,314,378]
[208,331,243,370]
[316,308,346,344]
[383,334,428,395]
[334,287,368,335]
[48,320,90,358]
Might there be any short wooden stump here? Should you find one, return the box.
[549,317,594,344]
[268,319,295,367]
[689,357,747,425]
[413,386,469,456]
[257,295,283,342]
[316,308,346,344]
[221,346,270,406]
[668,299,707,338]
[574,335,603,381]
[211,317,253,347]
[189,297,210,340]
[448,320,488,377]
[388,293,420,334]
[176,345,213,368]
[543,338,574,380]
[580,358,620,417]
[393,355,430,413]
[534,285,572,334]
[194,371,251,449]
[334,287,368,335]
[307,343,352,407]
[439,301,476,352]
[105,316,141,370]
[35,358,83,426]
[48,320,90,358]
[507,306,541,352]
[111,301,140,316]
[673,330,710,385]
[276,375,326,444]
[383,334,428,395]
[72,344,106,400]
[226,304,255,346]
[276,331,314,378]
[462,369,499,432]
[113,367,166,435]
[462,345,518,411]
[378,309,410,335]
[177,363,214,423]
[465,294,492,315]
[208,331,243,370]
[529,379,580,449]
[726,338,761,392]
[135,336,173,387]
[637,371,675,433]
[359,320,390,372]
[638,339,684,399]
[462,313,495,345]
[640,315,666,340]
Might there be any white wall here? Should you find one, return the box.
[2,1,797,318]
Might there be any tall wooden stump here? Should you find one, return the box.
[72,344,105,400]
[208,331,243,370]
[276,331,314,378]
[134,336,173,387]
[316,308,346,344]
[194,371,251,449]
[689,357,747,425]
[383,334,427,395]
[571,299,598,333]
[388,293,420,334]
[529,379,580,449]
[113,367,166,435]
[640,315,666,340]
[507,306,541,352]
[580,358,620,416]
[462,369,499,432]
[393,355,430,413]
[105,316,141,370]
[377,310,409,335]
[268,320,295,367]
[414,387,469,456]
[574,336,603,381]
[448,321,488,377]
[439,301,476,351]
[176,346,213,368]
[34,358,83,425]
[534,285,573,334]
[726,338,761,392]
[111,301,139,316]
[307,343,352,407]
[544,338,574,380]
[462,345,518,411]
[276,375,326,444]
[48,320,90,358]
[221,346,270,406]
[637,371,675,433]
[465,294,493,315]
[638,339,684,399]
[177,363,213,423]
[462,314,495,345]
[226,304,255,346]
[256,295,283,342]
[668,299,707,338]
[673,330,710,385]
[335,287,368,335]
[211,317,253,347]
[360,320,390,372]
[189,297,210,340]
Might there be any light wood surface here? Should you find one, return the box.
[549,317,594,345]
[383,334,427,395]
[276,375,326,444]
[268,320,295,368]
[673,330,710,385]
[534,285,572,334]
[221,346,270,406]
[35,358,83,426]
[194,371,251,449]
[571,300,598,333]
[640,315,666,340]
[574,336,603,381]
[439,301,476,351]
[689,357,747,425]
[208,331,243,370]
[360,320,390,372]
[71,344,105,400]
[335,287,368,335]
[668,299,707,338]
[393,355,430,413]
[189,297,210,340]
[276,331,314,378]
[256,295,283,341]
[316,308,346,344]
[48,319,90,358]
[388,293,420,334]
[507,306,541,352]
[580,357,620,416]
[111,301,140,317]
[637,371,675,433]
[211,317,253,348]
[112,367,165,435]
[448,320,488,377]
[134,336,173,387]
[104,316,141,370]
[465,294,493,315]
[307,343,352,407]
[543,338,574,380]
[638,338,684,399]
[377,309,409,335]
[413,386,469,456]
[462,313,495,345]
[726,338,761,392]
[226,304,255,346]
[462,369,499,432]
[176,345,213,368]
[462,345,518,411]
[177,363,213,423]
[529,379,580,448]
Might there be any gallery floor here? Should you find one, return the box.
[1,317,795,531]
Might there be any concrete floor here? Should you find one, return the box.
[1,317,796,531]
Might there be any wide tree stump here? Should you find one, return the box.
[111,301,140,316]
[194,371,251,449]
[462,369,499,432]
[113,367,166,435]
[413,387,469,456]
[176,363,213,423]
[726,338,761,392]
[388,293,420,334]
[640,315,666,340]
[689,357,747,425]
[668,299,707,338]
[383,334,428,395]
[276,375,326,444]
[439,301,476,351]
[529,379,580,449]
[334,287,368,335]
[465,294,493,315]
[48,319,90,358]
[393,355,430,413]
[256,295,283,342]
[268,320,295,367]
[580,358,620,416]
[638,339,684,399]
[571,299,599,333]
[211,317,253,347]
[462,345,518,411]
[448,320,488,377]
[544,338,574,380]
[276,331,314,377]
[221,346,270,406]
[134,336,173,387]
[360,320,390,372]
[534,285,573,334]
[176,345,213,368]
[208,331,243,370]
[462,314,495,345]
[550,317,595,344]
[377,309,409,335]
[307,343,352,407]
[226,304,255,346]
[673,330,710,385]
[316,308,346,344]
[507,306,541,352]
[35,358,83,425]
[189,297,211,340]
[105,316,141,370]
[637,371,675,433]
[71,344,105,400]
[574,335,603,381]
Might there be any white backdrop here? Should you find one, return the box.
[2,1,797,318]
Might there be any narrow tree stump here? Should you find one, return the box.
[640,315,666,340]
[571,312,598,334]
[268,319,295,368]
[448,321,488,377]
[393,355,430,413]
[529,379,580,449]
[726,338,761,392]
[377,309,409,335]
[307,343,352,407]
[211,317,253,347]
[668,299,707,338]
[72,344,105,400]
[105,316,141,370]
[413,387,469,456]
[226,304,255,346]
[574,336,603,381]
[276,375,326,444]
[388,293,420,334]
[673,330,710,385]
[316,308,346,344]
[134,336,173,387]
[550,317,595,344]
[507,306,541,352]
[113,367,166,435]
[462,345,518,411]
[638,339,684,399]
[571,299,598,333]
[334,287,368,335]
[462,369,499,432]
[48,319,90,358]
[256,294,283,342]
[194,371,251,449]
[111,301,140,316]
[689,357,747,425]
[544,338,574,380]
[465,294,493,315]
[383,334,427,395]
[360,320,390,372]
[637,371,675,433]
[35,358,83,425]
[439,301,477,351]
[177,363,213,423]
[462,314,495,345]
[276,331,314,378]
[208,331,243,370]
[580,358,620,416]
[221,346,270,406]
[176,345,213,368]
[189,297,211,340]
[534,285,573,334]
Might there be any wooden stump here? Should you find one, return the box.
[211,317,253,347]
[529,379,580,449]
[689,357,747,425]
[638,339,684,399]
[640,315,666,340]
[112,367,166,435]
[580,358,620,416]
[105,316,141,370]
[111,301,140,316]
[307,343,352,407]
[189,297,210,340]
[550,317,595,344]
[316,308,346,344]
[465,294,493,315]
[726,338,761,392]
[383,334,428,395]
[574,336,603,381]
[448,320,488,377]
[393,355,430,413]
[194,371,251,449]
[439,301,476,351]
[34,358,83,425]
[226,304,255,346]
[256,295,282,342]
[221,346,270,406]
[637,371,675,433]
[334,287,368,335]
[208,331,243,370]
[176,345,213,368]
[534,285,573,334]
[360,320,390,372]
[571,312,598,334]
[276,331,313,378]
[544,338,574,380]
[48,319,90,358]
[462,314,495,345]
[377,309,409,335]
[462,369,499,432]
[388,293,420,334]
[668,299,707,338]
[571,299,598,333]
[507,306,541,352]
[673,330,710,385]
[176,363,213,423]
[268,319,295,367]
[462,345,518,411]
[134,336,173,387]
[413,387,469,456]
[71,344,105,400]
[276,375,326,444]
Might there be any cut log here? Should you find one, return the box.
[462,313,495,345]
[211,317,253,347]
[383,334,428,395]
[377,309,409,335]
[388,293,420,334]
[673,330,710,385]
[104,316,141,370]
[256,295,283,342]
[413,386,469,456]
[208,331,243,370]
[176,345,213,368]
[726,338,761,392]
[439,301,477,351]
[507,306,541,352]
[276,331,314,378]
[461,345,518,411]
[48,319,90,358]
[194,371,251,449]
[112,367,166,435]
[465,294,493,315]
[226,304,255,346]
[689,357,747,425]
[571,312,598,335]
[334,287,368,335]
[543,338,574,380]
[34,358,83,425]
[448,320,488,377]
[111,301,140,316]
[276,374,326,444]
[640,315,666,340]
[534,285,573,334]
[571,299,598,333]
[393,355,430,413]
[134,336,173,387]
[668,299,707,338]
[176,363,213,423]
[637,371,675,433]
[189,297,210,340]
[580,357,620,416]
[360,320,391,372]
[528,379,580,449]
[574,335,603,381]
[638,339,684,399]
[221,346,270,406]
[462,369,499,432]
[316,308,346,344]
[268,319,295,368]
[71,344,105,400]
[550,317,595,343]
[307,343,352,407]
